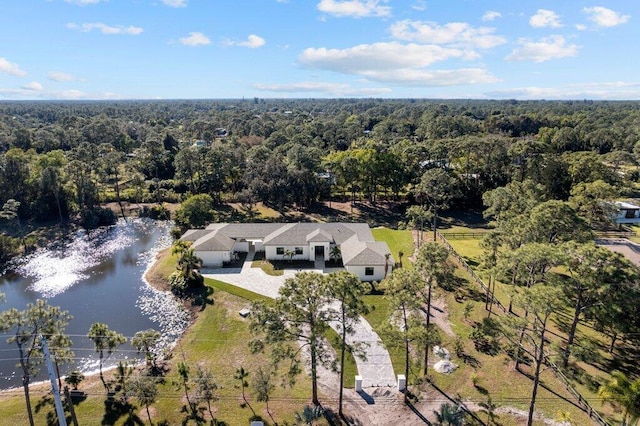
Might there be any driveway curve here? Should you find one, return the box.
[202,256,397,388]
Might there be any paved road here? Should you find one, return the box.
[202,254,397,387]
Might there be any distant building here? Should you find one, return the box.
[192,139,209,148]
[614,201,640,225]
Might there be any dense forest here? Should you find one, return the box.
[1,98,639,261]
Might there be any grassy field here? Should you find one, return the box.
[432,224,627,425]
[372,227,414,269]
[1,219,624,425]
[0,282,317,426]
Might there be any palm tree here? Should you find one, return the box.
[132,329,162,371]
[284,248,295,262]
[433,403,466,426]
[115,361,134,402]
[294,405,324,425]
[64,370,84,391]
[598,371,640,426]
[131,374,158,426]
[479,396,499,425]
[177,247,203,282]
[87,322,127,392]
[329,245,341,263]
[384,253,391,278]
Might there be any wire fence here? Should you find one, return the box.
[435,229,610,426]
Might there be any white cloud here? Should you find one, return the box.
[583,6,629,27]
[64,0,104,4]
[505,35,578,63]
[482,11,502,22]
[0,58,27,77]
[54,89,88,99]
[21,82,43,91]
[178,32,211,46]
[253,81,392,96]
[47,71,78,82]
[389,20,506,49]
[299,42,498,86]
[362,68,500,86]
[161,0,187,7]
[576,24,587,31]
[66,22,143,35]
[485,81,640,100]
[0,88,87,100]
[300,42,466,73]
[317,0,391,18]
[227,34,266,48]
[529,9,562,28]
[412,1,427,11]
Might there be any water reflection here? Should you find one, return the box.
[0,219,188,389]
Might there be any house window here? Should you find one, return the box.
[365,267,374,276]
[276,247,284,255]
[295,247,303,255]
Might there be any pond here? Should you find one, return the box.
[0,219,189,389]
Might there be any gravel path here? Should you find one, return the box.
[202,254,397,387]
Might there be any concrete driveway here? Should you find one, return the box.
[202,254,397,388]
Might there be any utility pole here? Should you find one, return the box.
[41,336,68,426]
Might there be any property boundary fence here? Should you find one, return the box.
[434,229,611,426]
[438,232,487,240]
[595,230,635,238]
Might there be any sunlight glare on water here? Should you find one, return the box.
[17,223,136,297]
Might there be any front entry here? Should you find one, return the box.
[314,245,325,270]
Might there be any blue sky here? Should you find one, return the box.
[0,0,637,100]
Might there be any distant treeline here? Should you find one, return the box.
[0,98,637,233]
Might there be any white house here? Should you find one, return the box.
[614,201,640,225]
[180,222,394,281]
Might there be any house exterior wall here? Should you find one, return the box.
[265,245,310,261]
[616,209,640,224]
[196,250,230,267]
[233,241,249,252]
[345,264,391,282]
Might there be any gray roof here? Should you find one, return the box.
[181,222,392,266]
[181,229,211,242]
[191,231,236,251]
[340,235,393,266]
[306,229,333,243]
[209,223,284,239]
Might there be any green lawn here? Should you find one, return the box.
[208,278,357,389]
[372,227,414,268]
[359,225,603,424]
[0,282,316,426]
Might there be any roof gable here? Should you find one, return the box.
[192,231,235,251]
[306,228,333,242]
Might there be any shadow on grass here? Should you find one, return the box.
[102,398,144,426]
[428,381,487,425]
[442,210,491,229]
[184,284,215,311]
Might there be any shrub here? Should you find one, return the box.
[470,318,502,356]
[169,271,189,295]
[80,207,117,229]
[140,204,171,220]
